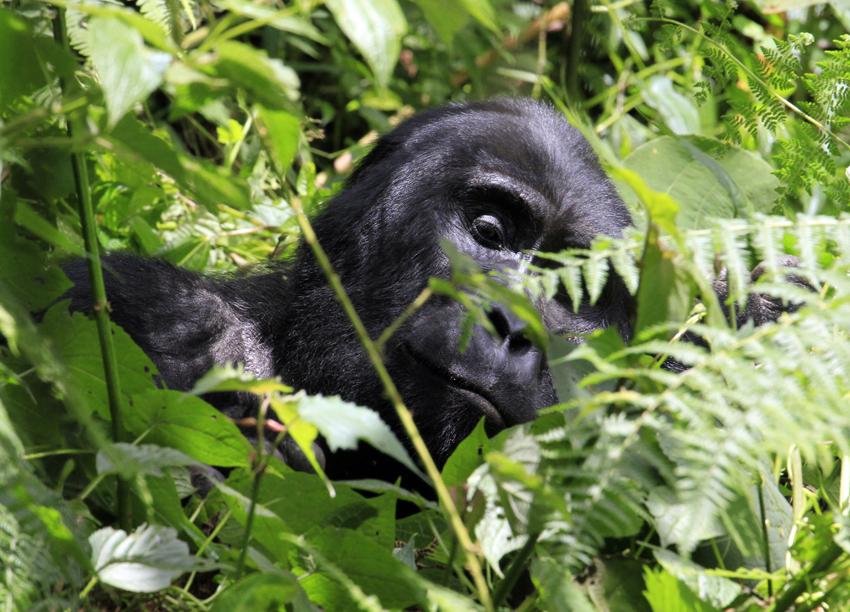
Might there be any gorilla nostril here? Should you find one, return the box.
[487,304,532,354]
[487,305,513,341]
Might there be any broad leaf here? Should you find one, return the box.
[96,442,197,478]
[39,307,159,420]
[296,394,427,483]
[211,573,309,612]
[210,41,299,109]
[256,106,301,175]
[125,390,253,468]
[88,17,171,127]
[622,136,780,229]
[326,0,407,88]
[89,524,202,593]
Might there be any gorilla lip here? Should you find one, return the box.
[402,345,506,429]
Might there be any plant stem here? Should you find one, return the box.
[757,472,773,597]
[236,396,270,577]
[375,287,432,353]
[493,531,540,608]
[565,0,587,100]
[772,542,844,612]
[290,197,494,611]
[52,7,130,531]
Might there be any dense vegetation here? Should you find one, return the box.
[2,0,850,609]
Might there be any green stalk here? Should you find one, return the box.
[772,542,843,612]
[492,531,540,608]
[290,197,494,611]
[236,396,270,577]
[52,7,130,530]
[757,472,773,597]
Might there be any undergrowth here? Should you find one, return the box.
[1,0,849,610]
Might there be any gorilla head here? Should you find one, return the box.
[278,99,633,466]
[66,98,634,476]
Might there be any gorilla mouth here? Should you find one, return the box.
[402,345,506,430]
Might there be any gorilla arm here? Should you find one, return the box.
[63,253,278,414]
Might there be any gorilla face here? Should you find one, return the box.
[282,99,633,465]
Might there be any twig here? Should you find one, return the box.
[375,287,432,353]
[289,197,494,611]
[236,395,271,577]
[52,7,131,530]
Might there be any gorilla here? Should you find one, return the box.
[64,98,778,480]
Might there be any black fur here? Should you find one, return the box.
[64,99,785,479]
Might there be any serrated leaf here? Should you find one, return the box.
[88,17,171,127]
[190,364,292,396]
[125,390,252,467]
[39,307,159,420]
[296,394,427,483]
[256,106,301,174]
[89,524,202,593]
[96,442,197,478]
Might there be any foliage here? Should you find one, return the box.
[1,0,850,610]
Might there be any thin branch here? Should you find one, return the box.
[52,7,130,530]
[289,197,494,611]
[375,287,432,353]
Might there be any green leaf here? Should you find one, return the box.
[210,41,299,109]
[256,106,301,175]
[88,17,172,127]
[108,116,252,210]
[641,76,701,136]
[531,557,596,612]
[633,228,695,339]
[441,418,489,486]
[325,0,407,88]
[0,200,71,312]
[190,364,292,396]
[89,524,203,593]
[296,394,427,483]
[586,558,651,612]
[413,0,469,45]
[654,549,741,609]
[96,442,197,479]
[294,527,427,609]
[39,307,159,420]
[457,0,499,32]
[642,566,714,612]
[125,390,253,468]
[622,136,780,230]
[646,486,724,554]
[211,573,308,612]
[0,9,45,110]
[215,0,329,43]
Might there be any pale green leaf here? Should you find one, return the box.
[89,524,203,593]
[326,0,407,88]
[296,394,427,482]
[88,17,172,127]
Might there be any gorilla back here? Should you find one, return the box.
[65,98,634,477]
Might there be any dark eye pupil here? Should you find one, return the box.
[472,215,504,247]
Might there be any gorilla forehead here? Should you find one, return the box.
[359,98,630,245]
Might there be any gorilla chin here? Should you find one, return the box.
[65,98,634,480]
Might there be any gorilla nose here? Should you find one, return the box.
[487,303,533,354]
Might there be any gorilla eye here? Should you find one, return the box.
[471,214,506,249]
